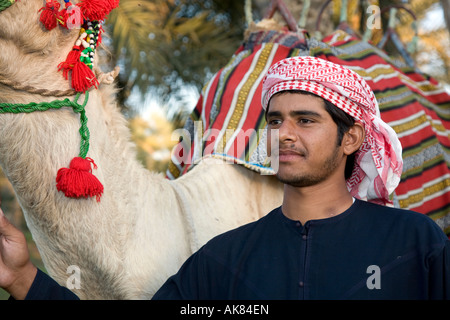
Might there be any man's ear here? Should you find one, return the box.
[342,122,365,156]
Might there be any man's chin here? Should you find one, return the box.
[275,169,324,188]
[276,171,306,188]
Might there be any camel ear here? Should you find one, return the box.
[342,122,365,156]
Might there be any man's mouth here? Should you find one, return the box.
[275,149,306,162]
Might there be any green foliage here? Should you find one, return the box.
[105,0,246,113]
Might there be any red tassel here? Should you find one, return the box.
[58,45,82,79]
[39,0,61,30]
[56,157,103,201]
[77,0,118,21]
[71,61,99,92]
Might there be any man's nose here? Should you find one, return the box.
[279,120,297,142]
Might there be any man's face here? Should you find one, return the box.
[266,92,346,188]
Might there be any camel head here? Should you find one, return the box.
[0,0,121,203]
[0,0,82,97]
[0,0,80,52]
[0,0,117,97]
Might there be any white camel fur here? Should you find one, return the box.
[0,0,284,299]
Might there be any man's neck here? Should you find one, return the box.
[281,180,354,225]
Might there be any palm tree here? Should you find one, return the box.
[104,0,246,118]
[104,0,449,118]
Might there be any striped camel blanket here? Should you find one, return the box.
[166,28,450,236]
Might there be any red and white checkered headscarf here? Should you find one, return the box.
[261,56,403,205]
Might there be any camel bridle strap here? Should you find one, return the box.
[0,91,104,201]
[0,75,77,97]
[0,92,91,158]
[0,0,121,201]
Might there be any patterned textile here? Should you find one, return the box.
[166,28,450,236]
[261,56,403,206]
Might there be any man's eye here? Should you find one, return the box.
[299,119,313,124]
[268,119,281,125]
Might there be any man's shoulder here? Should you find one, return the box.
[199,206,282,256]
[356,199,447,244]
[358,199,437,224]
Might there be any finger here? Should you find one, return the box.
[0,205,7,222]
[0,206,16,238]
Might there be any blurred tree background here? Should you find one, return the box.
[1,0,449,299]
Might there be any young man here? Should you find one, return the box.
[151,57,449,299]
[1,57,448,299]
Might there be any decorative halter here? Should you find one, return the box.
[40,0,120,92]
[0,0,120,201]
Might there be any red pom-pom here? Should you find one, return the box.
[77,0,119,21]
[71,61,99,92]
[39,0,61,30]
[56,157,103,201]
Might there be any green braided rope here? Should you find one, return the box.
[0,0,15,12]
[0,92,91,158]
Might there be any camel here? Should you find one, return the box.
[0,0,284,299]
[3,0,449,300]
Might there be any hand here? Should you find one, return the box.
[0,204,37,299]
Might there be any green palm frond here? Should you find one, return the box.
[105,0,244,111]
